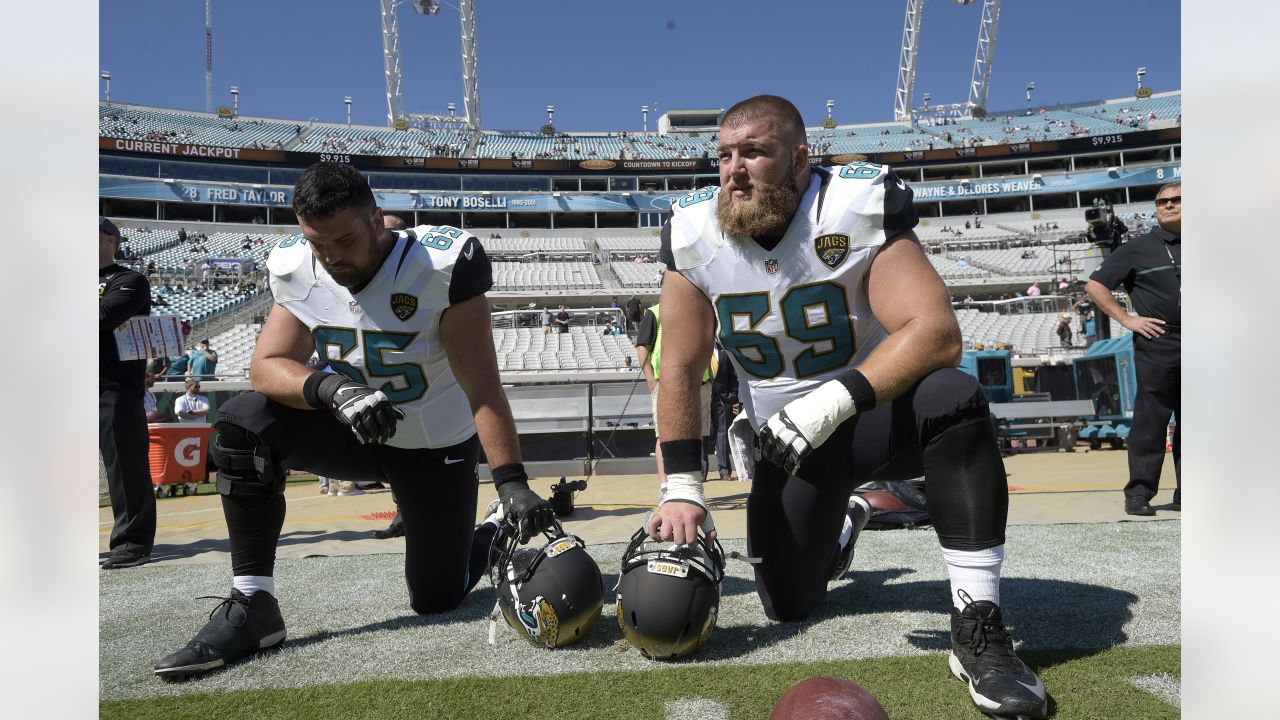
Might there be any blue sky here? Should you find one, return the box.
[99,0,1179,131]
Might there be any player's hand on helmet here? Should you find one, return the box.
[497,481,556,543]
[647,501,716,546]
[647,471,716,546]
[317,374,405,445]
[757,381,857,476]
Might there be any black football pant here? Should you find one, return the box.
[100,386,157,556]
[215,392,493,615]
[747,368,1008,621]
[1124,330,1181,503]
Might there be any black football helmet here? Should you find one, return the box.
[615,526,726,660]
[490,521,604,649]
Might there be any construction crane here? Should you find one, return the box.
[379,0,479,130]
[893,0,1003,122]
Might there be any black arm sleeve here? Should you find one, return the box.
[448,236,494,305]
[100,270,151,329]
[882,169,919,236]
[636,308,658,349]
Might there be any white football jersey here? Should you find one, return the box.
[267,225,489,449]
[663,163,918,430]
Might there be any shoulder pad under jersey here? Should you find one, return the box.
[266,236,318,303]
[667,186,725,271]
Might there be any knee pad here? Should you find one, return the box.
[210,422,286,497]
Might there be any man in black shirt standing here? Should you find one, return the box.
[1086,181,1181,516]
[99,217,156,568]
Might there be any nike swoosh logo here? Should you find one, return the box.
[463,245,475,260]
[443,456,466,464]
[895,179,906,190]
[1016,677,1045,696]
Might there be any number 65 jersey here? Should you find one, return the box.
[661,164,918,432]
[267,225,492,449]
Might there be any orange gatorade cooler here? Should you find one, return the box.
[148,423,213,495]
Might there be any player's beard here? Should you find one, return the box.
[717,166,801,239]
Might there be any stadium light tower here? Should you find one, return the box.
[1136,66,1147,90]
[230,86,239,117]
[390,0,482,131]
[642,105,649,133]
[345,96,353,126]
[205,0,214,113]
[101,71,111,103]
[1025,81,1035,115]
[826,99,834,121]
[447,102,456,118]
[546,105,555,127]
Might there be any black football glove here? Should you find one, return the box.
[496,480,556,544]
[316,374,405,445]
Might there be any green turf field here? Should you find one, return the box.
[102,645,1179,719]
[100,521,1180,718]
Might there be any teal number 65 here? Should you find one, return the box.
[312,327,428,403]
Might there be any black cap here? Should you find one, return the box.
[99,216,121,238]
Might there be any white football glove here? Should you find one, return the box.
[756,380,857,476]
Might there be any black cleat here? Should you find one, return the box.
[154,589,286,680]
[949,592,1047,719]
[829,495,871,581]
[1124,497,1156,516]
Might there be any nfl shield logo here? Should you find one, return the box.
[764,258,779,274]
[814,233,851,270]
[391,292,418,321]
[348,300,361,316]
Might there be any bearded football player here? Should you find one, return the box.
[648,95,1047,719]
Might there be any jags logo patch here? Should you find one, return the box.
[390,292,418,321]
[814,233,851,270]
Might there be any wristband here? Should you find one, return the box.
[659,470,707,512]
[302,371,331,409]
[490,463,529,490]
[834,368,877,415]
[659,439,703,475]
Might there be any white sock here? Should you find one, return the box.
[233,575,276,598]
[942,545,1004,611]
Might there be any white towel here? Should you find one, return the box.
[727,411,756,483]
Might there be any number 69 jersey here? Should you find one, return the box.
[267,225,492,449]
[661,164,918,432]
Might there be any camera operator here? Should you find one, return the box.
[1085,181,1181,517]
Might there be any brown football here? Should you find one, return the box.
[769,676,889,720]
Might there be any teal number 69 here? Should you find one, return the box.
[716,281,854,380]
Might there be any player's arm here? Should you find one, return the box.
[441,294,521,468]
[441,247,554,542]
[859,230,962,400]
[248,303,321,409]
[649,269,717,546]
